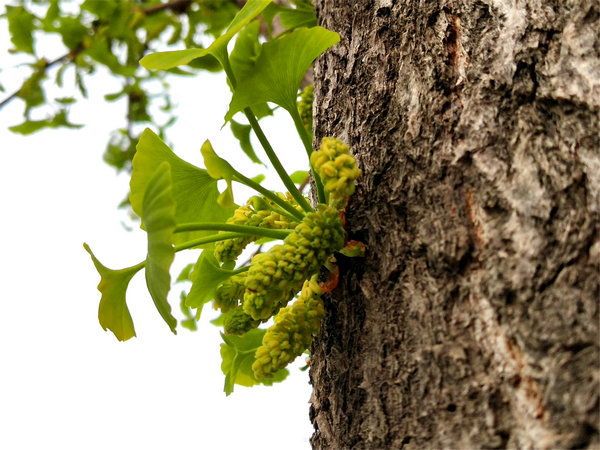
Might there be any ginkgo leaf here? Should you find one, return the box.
[230,119,263,165]
[225,27,339,121]
[130,129,233,244]
[280,6,317,29]
[220,330,289,396]
[290,170,309,185]
[139,0,272,70]
[200,140,236,208]
[186,250,238,310]
[179,291,197,332]
[142,162,177,334]
[228,21,273,120]
[175,263,194,283]
[84,243,141,341]
[229,20,262,82]
[6,6,36,54]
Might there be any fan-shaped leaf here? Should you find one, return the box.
[142,162,177,334]
[131,129,233,243]
[200,140,236,208]
[140,0,272,70]
[230,120,263,165]
[179,291,197,331]
[220,330,289,395]
[6,6,36,54]
[290,170,309,185]
[186,250,237,310]
[84,243,140,341]
[225,27,339,121]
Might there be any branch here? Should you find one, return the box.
[0,0,198,111]
[0,47,79,110]
[140,0,193,15]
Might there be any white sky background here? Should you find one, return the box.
[0,8,314,449]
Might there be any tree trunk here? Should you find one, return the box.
[309,1,599,448]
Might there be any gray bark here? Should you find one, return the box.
[309,1,599,448]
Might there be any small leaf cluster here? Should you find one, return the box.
[84,0,362,395]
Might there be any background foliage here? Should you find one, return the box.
[2,0,244,173]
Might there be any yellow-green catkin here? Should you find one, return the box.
[252,278,324,379]
[214,196,298,264]
[224,306,261,336]
[213,273,247,313]
[243,204,344,320]
[310,137,361,209]
[298,84,314,132]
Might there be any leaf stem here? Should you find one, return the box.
[232,265,250,275]
[220,55,314,213]
[174,223,292,240]
[231,171,304,222]
[173,232,247,252]
[289,107,326,204]
[243,111,314,212]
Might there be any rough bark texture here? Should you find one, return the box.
[309,1,599,448]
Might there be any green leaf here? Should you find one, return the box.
[140,48,206,71]
[210,313,228,327]
[9,110,83,135]
[220,330,289,395]
[179,291,197,331]
[280,7,317,29]
[131,129,233,244]
[57,16,88,50]
[81,0,117,19]
[6,6,36,54]
[84,244,140,341]
[140,0,272,70]
[260,4,285,37]
[250,174,265,184]
[175,263,194,283]
[9,119,50,135]
[290,170,309,185]
[200,140,235,208]
[85,37,135,77]
[17,68,45,109]
[186,54,222,72]
[230,120,263,165]
[228,20,272,119]
[226,27,339,121]
[42,0,59,31]
[55,97,76,104]
[142,162,177,334]
[186,251,237,310]
[229,20,261,82]
[104,90,125,102]
[75,69,87,97]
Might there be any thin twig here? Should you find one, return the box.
[0,0,196,111]
[238,244,263,268]
[140,0,193,15]
[0,47,77,110]
[299,174,311,193]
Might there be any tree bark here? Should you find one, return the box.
[309,1,599,448]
